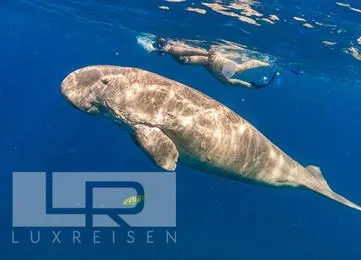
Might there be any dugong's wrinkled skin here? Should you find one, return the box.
[61,65,361,211]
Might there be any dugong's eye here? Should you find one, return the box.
[101,78,110,85]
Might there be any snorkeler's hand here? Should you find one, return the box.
[250,71,280,89]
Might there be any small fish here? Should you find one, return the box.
[123,195,145,206]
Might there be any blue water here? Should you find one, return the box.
[1,0,361,259]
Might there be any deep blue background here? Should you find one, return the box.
[1,0,361,259]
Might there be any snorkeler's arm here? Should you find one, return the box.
[236,59,270,73]
[248,72,280,89]
[177,55,209,65]
[226,78,253,88]
[227,78,274,89]
[166,42,209,57]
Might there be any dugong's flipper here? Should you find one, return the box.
[134,125,179,171]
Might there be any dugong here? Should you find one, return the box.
[61,65,361,211]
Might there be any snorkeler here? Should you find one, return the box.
[154,37,277,89]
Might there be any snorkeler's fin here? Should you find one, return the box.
[288,68,303,75]
[133,124,179,171]
[279,66,303,75]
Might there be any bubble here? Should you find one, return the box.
[271,71,282,88]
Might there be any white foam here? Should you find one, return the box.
[136,33,157,53]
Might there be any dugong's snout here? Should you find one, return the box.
[61,67,103,114]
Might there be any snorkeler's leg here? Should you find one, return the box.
[176,55,209,65]
[236,59,270,73]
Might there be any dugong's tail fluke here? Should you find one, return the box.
[322,189,361,212]
[304,165,361,211]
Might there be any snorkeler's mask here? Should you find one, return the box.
[155,37,167,50]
